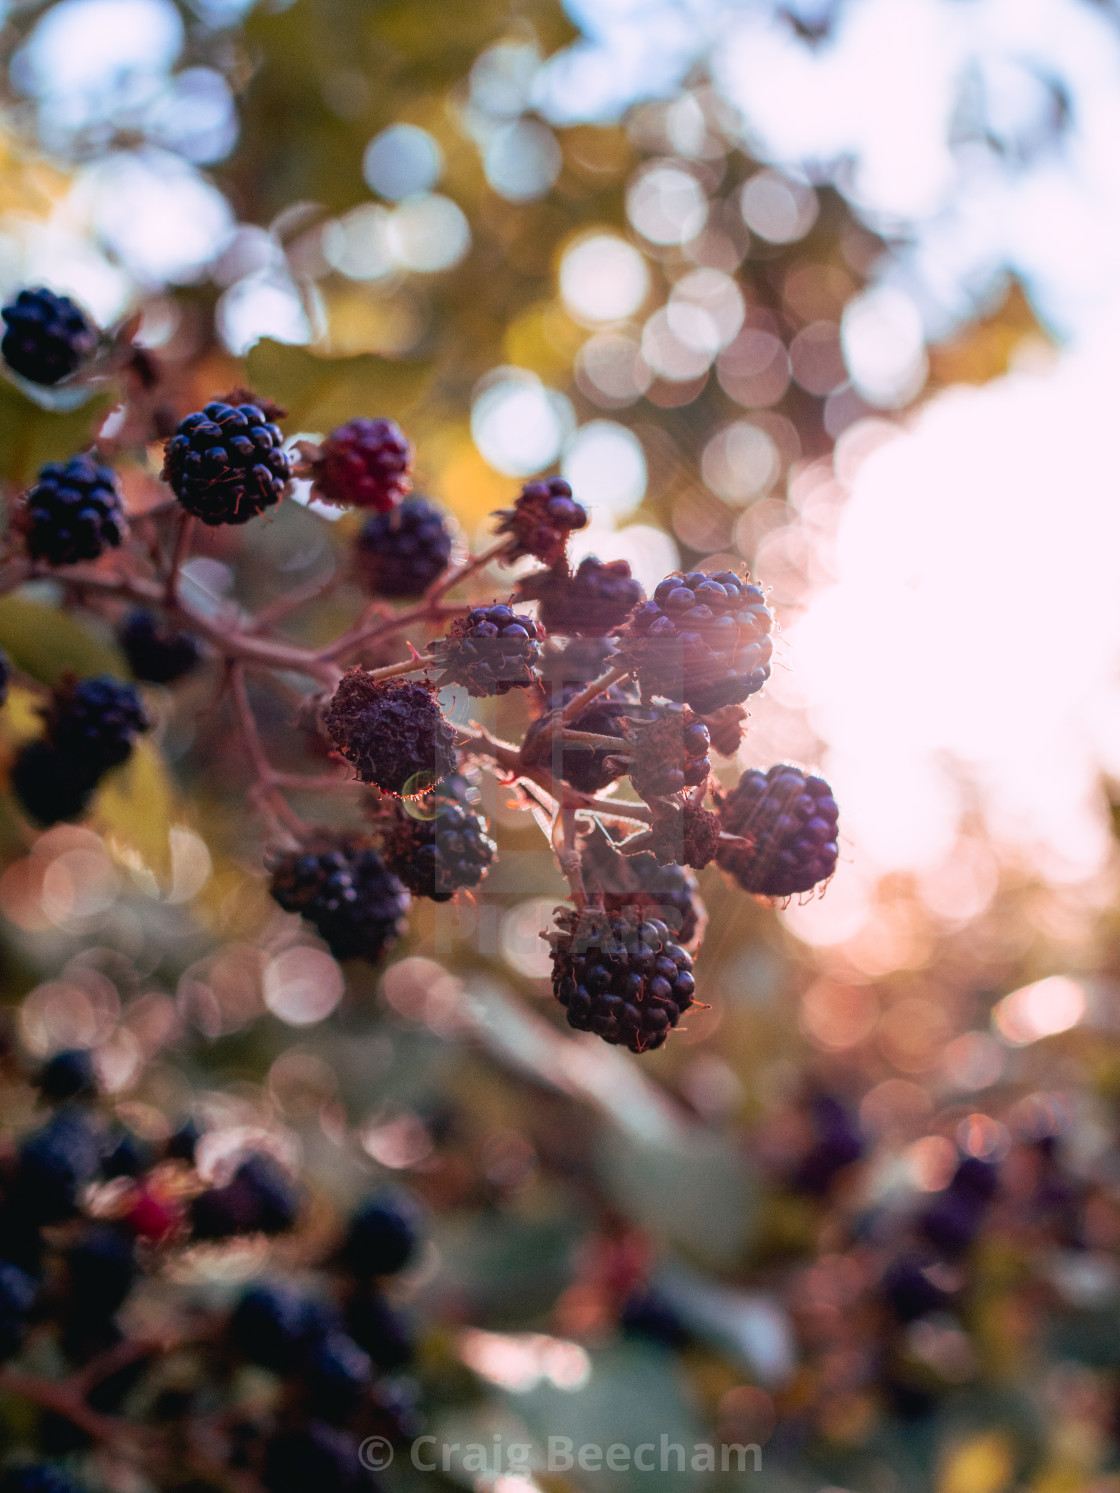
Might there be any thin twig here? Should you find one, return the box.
[229,666,307,843]
[426,538,511,603]
[163,509,194,603]
[0,1367,151,1452]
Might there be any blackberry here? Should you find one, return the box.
[583,830,705,945]
[493,476,587,567]
[0,1468,84,1493]
[521,686,633,795]
[346,1287,414,1371]
[881,1254,954,1324]
[35,1048,97,1103]
[920,1155,999,1258]
[715,765,839,898]
[162,401,290,525]
[1,287,97,386]
[263,1425,365,1493]
[44,676,148,776]
[18,455,125,567]
[516,555,644,636]
[628,708,711,800]
[64,1224,137,1318]
[341,1190,422,1277]
[382,777,494,903]
[0,1260,36,1362]
[119,609,201,685]
[10,741,96,826]
[616,570,773,714]
[431,604,542,697]
[642,800,722,869]
[190,1152,300,1240]
[305,1331,372,1421]
[324,672,456,797]
[548,908,697,1053]
[700,702,748,758]
[792,1093,865,1194]
[312,417,412,511]
[230,1283,328,1373]
[355,497,453,598]
[269,836,410,964]
[15,1110,101,1225]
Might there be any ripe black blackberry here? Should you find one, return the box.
[493,476,587,567]
[516,555,644,635]
[355,497,453,598]
[119,609,201,684]
[190,1152,300,1240]
[616,570,773,714]
[15,1110,101,1225]
[520,686,633,794]
[1,286,97,386]
[382,776,494,902]
[18,455,125,566]
[0,1260,36,1362]
[628,708,711,800]
[312,416,412,511]
[549,908,696,1053]
[36,1047,97,1102]
[715,764,839,898]
[341,1189,422,1276]
[43,675,148,776]
[324,672,456,796]
[10,740,96,826]
[582,829,705,946]
[432,605,542,697]
[162,401,290,525]
[269,835,410,964]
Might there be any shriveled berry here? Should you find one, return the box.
[516,555,644,636]
[716,764,839,897]
[312,417,412,511]
[18,455,125,567]
[493,476,587,567]
[616,569,773,714]
[432,604,542,697]
[324,672,456,796]
[641,800,721,870]
[162,401,290,525]
[628,707,711,800]
[270,835,410,964]
[1,287,97,386]
[355,497,453,598]
[382,776,494,902]
[341,1189,422,1276]
[700,702,748,758]
[119,609,201,684]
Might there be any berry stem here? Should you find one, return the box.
[558,728,633,754]
[558,665,632,724]
[362,653,435,683]
[425,538,511,603]
[0,1366,152,1453]
[164,507,194,603]
[229,665,307,845]
[458,726,653,825]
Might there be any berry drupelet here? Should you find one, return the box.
[516,555,644,636]
[324,672,457,796]
[162,401,290,525]
[119,609,201,685]
[43,676,148,776]
[312,416,412,511]
[616,570,773,715]
[1,287,97,386]
[493,476,587,568]
[432,604,542,697]
[549,909,696,1053]
[628,708,711,800]
[382,775,495,902]
[716,764,839,898]
[355,497,453,598]
[18,455,125,566]
[269,836,410,964]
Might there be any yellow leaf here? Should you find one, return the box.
[938,1432,1016,1493]
[96,739,177,882]
[0,597,127,686]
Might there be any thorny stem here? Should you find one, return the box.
[559,665,632,724]
[363,652,436,683]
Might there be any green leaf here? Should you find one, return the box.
[245,339,433,433]
[0,379,115,487]
[0,597,127,685]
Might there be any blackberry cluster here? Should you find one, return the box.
[0,287,97,386]
[520,684,634,794]
[312,417,413,510]
[516,555,644,635]
[628,708,711,799]
[715,764,839,898]
[11,676,148,827]
[549,910,696,1053]
[355,497,453,597]
[269,836,410,964]
[493,476,587,567]
[382,775,495,902]
[582,829,705,945]
[18,455,125,566]
[162,402,290,525]
[616,570,773,715]
[324,672,457,796]
[432,604,542,697]
[119,608,201,684]
[191,1152,300,1240]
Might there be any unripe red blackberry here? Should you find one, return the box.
[582,828,705,946]
[628,707,711,800]
[269,836,410,964]
[119,609,201,684]
[18,455,125,566]
[493,476,587,567]
[162,401,290,525]
[616,570,773,714]
[324,672,456,796]
[431,604,542,697]
[382,775,495,902]
[44,676,149,776]
[716,764,839,897]
[355,497,453,598]
[548,908,696,1053]
[521,683,634,795]
[516,555,644,635]
[1,286,97,386]
[312,416,413,511]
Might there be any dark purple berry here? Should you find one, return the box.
[493,476,587,567]
[355,498,453,598]
[35,1048,96,1103]
[345,1287,414,1371]
[15,1110,101,1225]
[269,835,410,965]
[716,764,839,898]
[43,676,148,777]
[516,555,644,635]
[0,1260,36,1362]
[230,1283,330,1372]
[1,287,97,386]
[432,604,542,697]
[190,1152,300,1241]
[312,417,412,511]
[628,707,711,800]
[119,609,201,685]
[324,672,456,796]
[341,1189,422,1276]
[18,456,125,567]
[162,401,290,525]
[263,1425,365,1493]
[10,741,96,826]
[382,776,494,902]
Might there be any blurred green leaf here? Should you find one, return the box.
[246,339,433,431]
[0,596,126,684]
[0,379,114,486]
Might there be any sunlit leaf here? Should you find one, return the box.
[245,338,432,432]
[0,596,126,684]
